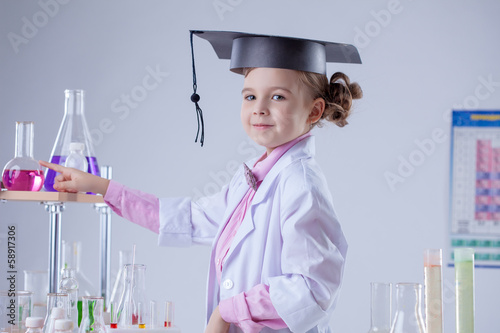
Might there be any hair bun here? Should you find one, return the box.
[324,72,363,127]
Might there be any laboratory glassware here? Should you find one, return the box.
[116,264,148,327]
[0,290,33,333]
[43,293,68,333]
[137,302,146,329]
[367,282,392,333]
[54,319,73,333]
[149,301,157,329]
[109,302,118,329]
[59,269,78,330]
[25,317,44,333]
[64,143,88,172]
[389,283,425,333]
[164,301,174,328]
[45,89,100,192]
[454,248,475,333]
[2,121,44,191]
[424,249,443,333]
[24,270,49,317]
[79,297,106,333]
[109,251,132,311]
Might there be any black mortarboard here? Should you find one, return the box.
[188,30,362,146]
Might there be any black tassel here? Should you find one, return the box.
[190,31,204,147]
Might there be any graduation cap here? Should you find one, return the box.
[189,30,362,146]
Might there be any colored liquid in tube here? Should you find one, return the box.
[164,321,171,328]
[110,323,117,329]
[2,169,44,191]
[138,323,146,329]
[424,249,443,333]
[454,248,475,333]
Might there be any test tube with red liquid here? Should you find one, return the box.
[110,301,118,329]
[164,301,174,328]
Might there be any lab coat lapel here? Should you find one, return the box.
[224,136,315,261]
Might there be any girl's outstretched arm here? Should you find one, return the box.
[39,160,110,195]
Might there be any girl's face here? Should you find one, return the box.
[241,68,324,154]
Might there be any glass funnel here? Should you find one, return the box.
[115,264,148,327]
[45,89,100,192]
[367,282,392,333]
[390,283,426,333]
[2,121,44,191]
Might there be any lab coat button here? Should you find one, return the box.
[223,279,234,289]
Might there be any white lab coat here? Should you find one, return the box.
[157,136,347,333]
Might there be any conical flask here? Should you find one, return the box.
[390,283,426,333]
[45,89,100,192]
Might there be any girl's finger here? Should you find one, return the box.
[39,160,64,173]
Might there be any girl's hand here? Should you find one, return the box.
[39,160,110,195]
[205,306,230,333]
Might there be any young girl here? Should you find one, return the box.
[41,31,362,333]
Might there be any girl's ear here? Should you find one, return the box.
[308,98,325,124]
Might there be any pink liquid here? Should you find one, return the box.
[2,169,44,191]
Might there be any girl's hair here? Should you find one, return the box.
[297,71,362,128]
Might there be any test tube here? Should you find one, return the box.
[149,300,157,329]
[424,249,443,333]
[164,301,174,328]
[110,301,117,329]
[138,302,146,329]
[454,248,475,333]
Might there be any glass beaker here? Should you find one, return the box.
[116,264,148,327]
[454,248,475,333]
[0,290,33,333]
[24,271,49,318]
[367,282,392,333]
[389,283,425,333]
[424,249,443,333]
[2,121,44,191]
[79,297,106,333]
[44,89,100,192]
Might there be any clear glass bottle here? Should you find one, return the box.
[26,317,45,333]
[424,249,443,333]
[45,89,100,192]
[367,282,392,333]
[389,283,426,333]
[79,297,106,333]
[454,248,475,333]
[59,269,79,331]
[54,319,73,333]
[64,143,88,172]
[116,264,148,327]
[2,121,44,191]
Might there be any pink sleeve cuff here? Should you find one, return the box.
[219,284,287,332]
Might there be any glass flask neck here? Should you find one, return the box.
[15,121,34,158]
[64,90,85,116]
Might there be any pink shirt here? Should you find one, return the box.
[103,133,311,332]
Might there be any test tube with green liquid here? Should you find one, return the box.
[424,249,443,333]
[454,248,475,333]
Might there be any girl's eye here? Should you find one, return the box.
[245,95,256,101]
[272,95,285,101]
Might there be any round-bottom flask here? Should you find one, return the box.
[2,121,44,191]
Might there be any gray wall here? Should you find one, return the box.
[1,0,500,331]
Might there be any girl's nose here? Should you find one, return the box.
[253,101,269,115]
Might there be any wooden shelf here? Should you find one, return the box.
[0,190,104,203]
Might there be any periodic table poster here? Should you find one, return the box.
[450,110,500,268]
